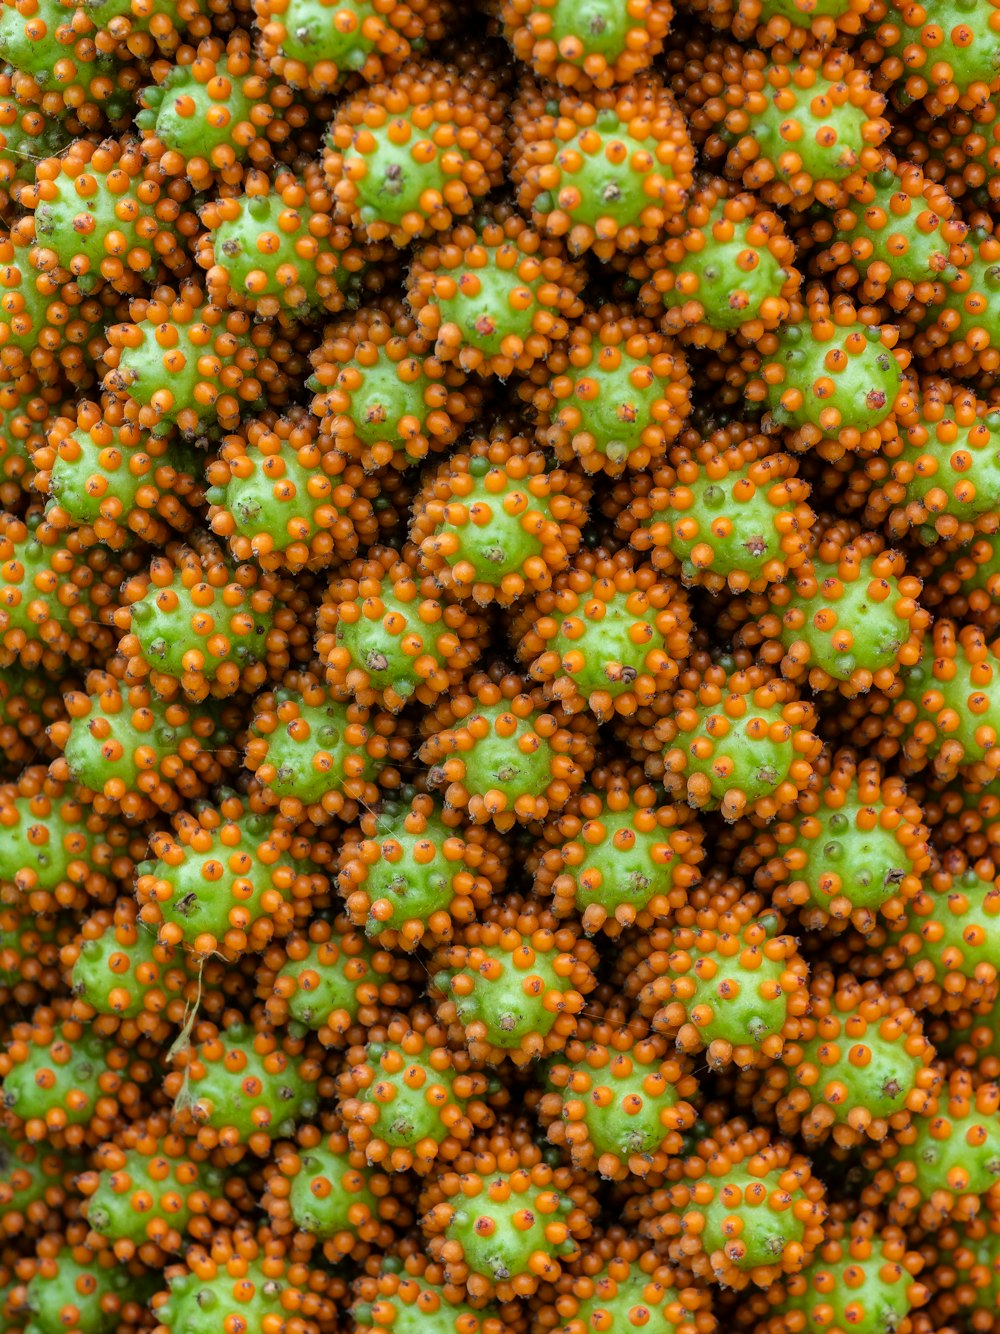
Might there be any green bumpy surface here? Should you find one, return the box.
[894,1101,1000,1198]
[879,0,1000,96]
[701,1166,811,1277]
[683,697,797,811]
[268,0,390,75]
[112,306,259,437]
[423,248,555,363]
[25,1250,152,1334]
[0,528,102,643]
[662,462,802,587]
[344,803,468,939]
[901,651,1000,767]
[286,1140,380,1236]
[47,427,192,531]
[890,867,1000,982]
[660,203,790,331]
[444,1172,578,1283]
[1,1025,115,1127]
[353,1273,502,1334]
[834,170,961,290]
[679,919,792,1053]
[71,919,179,1018]
[157,1260,309,1334]
[313,356,440,457]
[127,565,275,685]
[180,1024,316,1141]
[894,403,1000,535]
[420,457,561,587]
[547,802,687,920]
[333,584,451,704]
[207,190,345,313]
[139,811,298,949]
[760,0,855,18]
[434,937,570,1050]
[440,700,557,811]
[531,590,673,698]
[790,799,914,916]
[536,0,636,62]
[778,557,912,684]
[761,322,900,437]
[207,446,347,561]
[136,68,255,163]
[346,1041,466,1148]
[790,1025,924,1126]
[748,68,874,184]
[547,1049,687,1161]
[544,345,676,468]
[0,796,97,892]
[533,113,671,233]
[61,693,198,794]
[0,109,70,186]
[344,109,470,231]
[33,169,178,296]
[273,936,375,1029]
[87,1144,223,1245]
[773,1238,918,1334]
[567,1268,697,1333]
[250,690,379,805]
[0,1131,81,1214]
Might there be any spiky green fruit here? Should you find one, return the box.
[0,1019,124,1142]
[25,1246,154,1334]
[167,1023,321,1150]
[337,1025,491,1171]
[407,210,586,378]
[0,1131,82,1236]
[756,537,927,696]
[515,552,692,721]
[263,920,413,1041]
[245,682,398,820]
[421,1161,587,1297]
[0,511,120,672]
[253,0,430,93]
[68,902,193,1023]
[635,663,820,823]
[859,378,1000,544]
[528,313,691,476]
[704,51,888,209]
[431,905,598,1066]
[29,137,190,295]
[539,1036,698,1179]
[529,774,703,935]
[82,1124,226,1253]
[198,169,362,317]
[749,751,930,934]
[534,1245,716,1334]
[748,316,902,456]
[626,438,814,595]
[757,971,937,1149]
[627,898,809,1069]
[759,1216,928,1334]
[337,795,507,950]
[864,1072,1000,1227]
[419,676,594,829]
[860,0,1000,114]
[115,536,288,703]
[410,432,589,607]
[153,1241,331,1334]
[643,188,799,345]
[642,1122,828,1289]
[136,792,322,958]
[50,680,237,820]
[818,164,966,312]
[324,57,508,244]
[318,547,485,713]
[512,78,694,258]
[0,100,71,206]
[500,0,675,88]
[896,621,1000,783]
[308,301,479,472]
[272,1135,386,1241]
[104,285,265,438]
[205,418,376,574]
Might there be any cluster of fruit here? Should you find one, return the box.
[4,0,1000,1332]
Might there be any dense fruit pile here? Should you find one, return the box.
[4,2,1000,1333]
